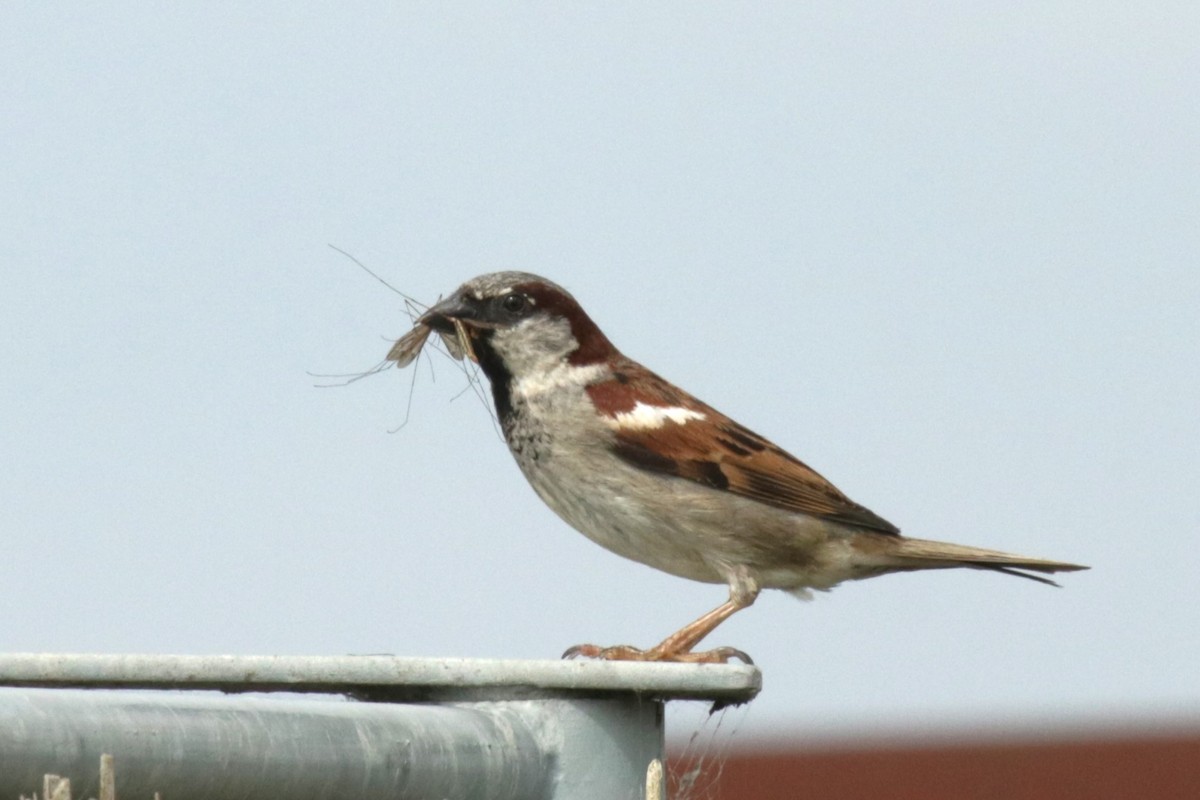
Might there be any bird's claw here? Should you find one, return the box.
[562,643,754,665]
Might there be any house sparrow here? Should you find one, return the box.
[392,272,1087,663]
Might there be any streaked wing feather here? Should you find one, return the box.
[590,366,900,535]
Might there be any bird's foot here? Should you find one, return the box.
[562,643,753,665]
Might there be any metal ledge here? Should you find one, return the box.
[0,654,761,799]
[0,687,554,800]
[0,652,761,703]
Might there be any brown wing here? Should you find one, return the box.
[590,365,900,535]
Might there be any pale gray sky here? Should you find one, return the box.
[2,4,1197,742]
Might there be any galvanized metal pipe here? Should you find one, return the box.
[0,652,760,702]
[0,655,760,799]
[0,688,555,799]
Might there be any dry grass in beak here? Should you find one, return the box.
[387,317,475,367]
[448,318,477,363]
[382,314,493,430]
[386,323,432,367]
[319,245,498,434]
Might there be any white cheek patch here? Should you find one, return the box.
[515,363,607,398]
[607,401,706,430]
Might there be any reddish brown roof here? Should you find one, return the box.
[672,729,1200,800]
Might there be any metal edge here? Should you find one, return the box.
[0,653,762,702]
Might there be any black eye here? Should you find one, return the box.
[501,293,528,314]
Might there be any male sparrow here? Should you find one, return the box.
[390,273,1086,663]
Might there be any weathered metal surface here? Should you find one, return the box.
[0,655,761,799]
[0,652,761,702]
[0,687,550,799]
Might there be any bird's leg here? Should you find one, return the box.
[564,577,760,664]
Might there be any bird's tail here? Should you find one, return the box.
[879,537,1089,586]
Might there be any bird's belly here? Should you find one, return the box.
[504,409,866,594]
[516,445,858,593]
[519,454,729,585]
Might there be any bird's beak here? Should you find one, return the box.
[417,294,478,334]
[417,294,482,363]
